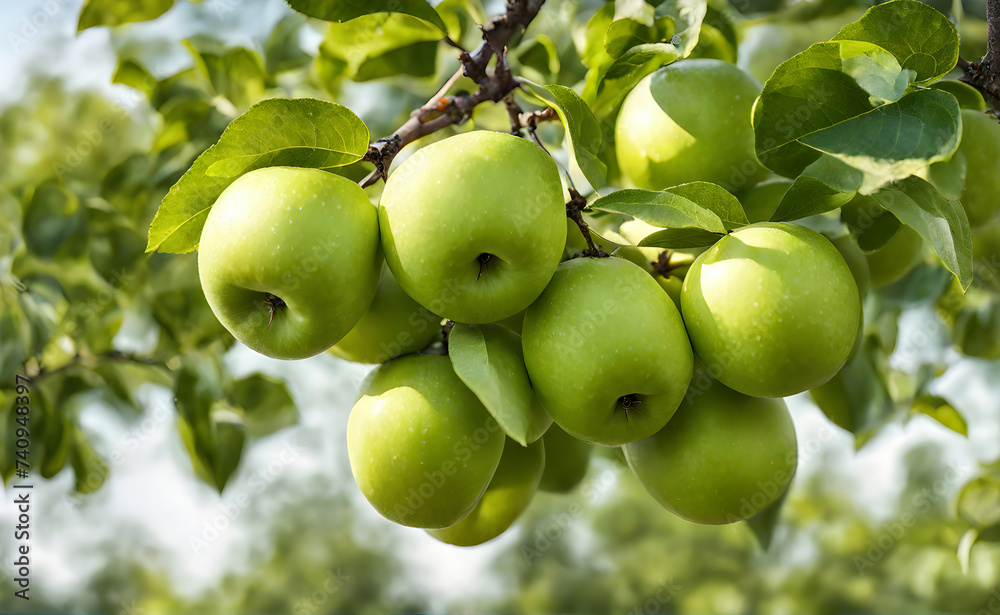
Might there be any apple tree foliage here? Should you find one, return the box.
[1,0,1000,558]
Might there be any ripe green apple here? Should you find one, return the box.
[615,59,767,193]
[537,423,591,493]
[840,197,923,287]
[328,268,440,364]
[863,224,923,287]
[427,437,545,546]
[522,257,694,446]
[378,131,566,323]
[198,167,382,360]
[347,354,505,528]
[656,274,683,310]
[829,233,871,297]
[738,179,793,224]
[624,377,797,525]
[681,222,861,398]
[957,109,1000,228]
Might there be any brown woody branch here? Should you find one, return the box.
[360,0,547,188]
[958,0,1000,116]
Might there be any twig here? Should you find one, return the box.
[958,0,1000,116]
[566,189,608,258]
[360,0,546,187]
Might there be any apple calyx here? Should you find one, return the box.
[262,293,286,328]
[618,394,644,420]
[477,253,494,280]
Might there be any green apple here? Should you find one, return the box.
[347,354,505,528]
[328,268,440,364]
[681,222,861,398]
[198,167,382,360]
[738,179,793,223]
[957,109,1000,228]
[656,274,683,309]
[378,131,566,323]
[427,437,545,546]
[624,377,797,525]
[864,224,923,288]
[829,233,871,297]
[538,423,591,493]
[840,197,923,287]
[522,257,694,446]
[615,59,767,193]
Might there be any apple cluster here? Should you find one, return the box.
[196,59,874,544]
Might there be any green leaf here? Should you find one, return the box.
[226,373,298,438]
[317,13,441,82]
[592,43,679,121]
[0,294,30,383]
[754,41,961,191]
[78,0,176,31]
[958,473,1000,530]
[770,157,862,222]
[211,409,246,493]
[604,17,675,58]
[112,60,156,95]
[911,394,967,435]
[655,0,708,58]
[516,34,562,78]
[931,80,987,111]
[591,182,747,232]
[264,14,312,75]
[287,0,449,34]
[638,227,724,248]
[186,42,268,109]
[70,428,110,494]
[832,0,959,84]
[869,176,973,290]
[746,486,789,550]
[23,183,85,259]
[808,338,894,438]
[952,293,1000,359]
[41,417,72,479]
[521,82,607,190]
[146,98,368,254]
[449,324,552,446]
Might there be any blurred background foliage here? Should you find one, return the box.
[0,0,999,612]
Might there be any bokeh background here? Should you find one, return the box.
[1,0,999,612]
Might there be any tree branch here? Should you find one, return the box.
[958,0,1000,115]
[361,0,547,188]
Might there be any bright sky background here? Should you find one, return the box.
[1,0,999,609]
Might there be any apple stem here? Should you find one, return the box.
[958,0,1000,116]
[652,250,695,277]
[360,0,547,187]
[440,320,456,354]
[566,189,609,258]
